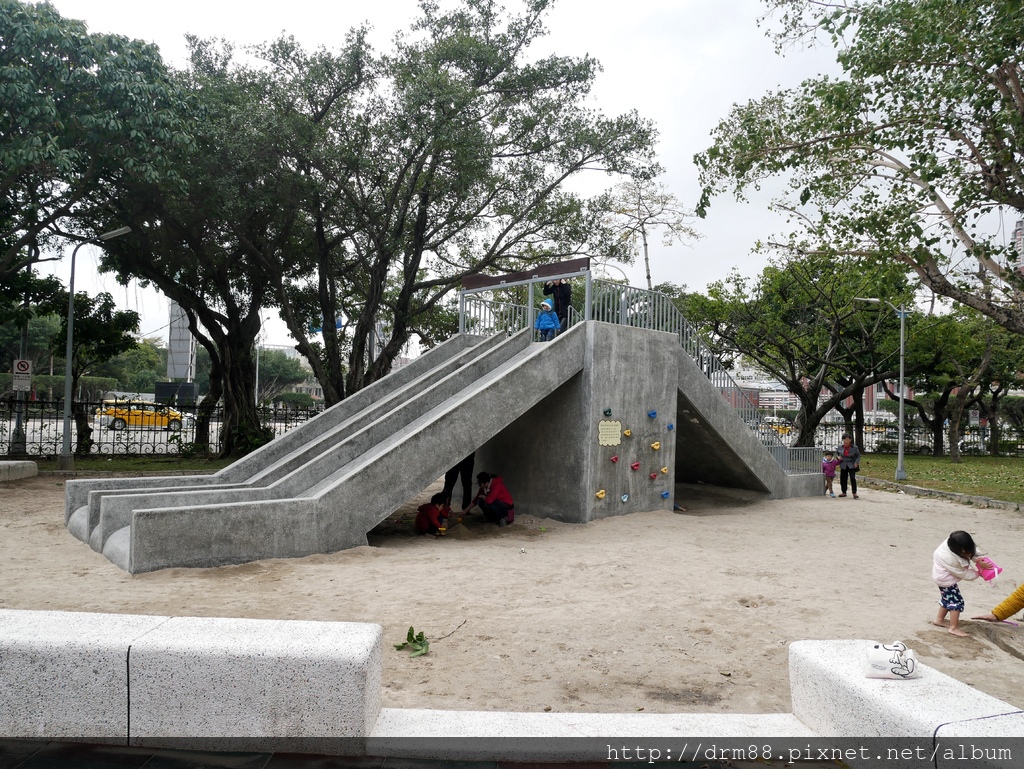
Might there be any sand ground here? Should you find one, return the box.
[1,474,1023,715]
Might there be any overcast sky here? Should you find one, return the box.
[46,0,839,346]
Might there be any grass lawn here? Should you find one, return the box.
[861,453,1024,504]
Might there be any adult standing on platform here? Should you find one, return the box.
[543,279,572,333]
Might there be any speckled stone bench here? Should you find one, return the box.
[0,609,381,746]
[789,639,1023,738]
[0,461,36,482]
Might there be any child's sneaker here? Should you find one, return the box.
[829,492,835,498]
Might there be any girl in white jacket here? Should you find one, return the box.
[932,530,994,637]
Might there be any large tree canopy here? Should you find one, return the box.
[0,0,193,282]
[91,0,657,456]
[696,0,1024,335]
[274,0,658,400]
[680,251,918,446]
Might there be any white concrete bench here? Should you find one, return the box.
[789,639,1023,738]
[0,461,37,482]
[0,609,381,745]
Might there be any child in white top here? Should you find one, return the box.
[931,530,994,637]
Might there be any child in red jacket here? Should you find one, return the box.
[415,493,451,536]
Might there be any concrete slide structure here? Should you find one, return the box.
[65,321,820,573]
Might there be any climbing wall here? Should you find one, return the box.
[475,322,679,522]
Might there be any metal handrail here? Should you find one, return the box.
[458,275,818,473]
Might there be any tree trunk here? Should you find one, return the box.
[72,405,93,457]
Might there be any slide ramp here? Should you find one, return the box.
[101,326,587,572]
[66,332,512,549]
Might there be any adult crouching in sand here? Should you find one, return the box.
[464,472,515,527]
[973,583,1024,624]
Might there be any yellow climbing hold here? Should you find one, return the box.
[651,441,661,450]
[661,466,668,474]
[623,429,632,437]
[595,489,607,499]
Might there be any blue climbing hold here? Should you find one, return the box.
[660,491,671,499]
[620,493,629,503]
[647,410,657,418]
[667,423,674,430]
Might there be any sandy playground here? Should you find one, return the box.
[1,473,1023,716]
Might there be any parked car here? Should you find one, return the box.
[878,428,932,454]
[95,401,187,431]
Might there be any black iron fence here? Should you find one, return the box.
[3,396,1015,460]
[809,423,1018,457]
[0,398,323,458]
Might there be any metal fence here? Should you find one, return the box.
[0,399,322,458]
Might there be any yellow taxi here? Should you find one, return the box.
[95,401,187,431]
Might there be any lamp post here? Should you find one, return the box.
[854,297,908,481]
[58,226,132,471]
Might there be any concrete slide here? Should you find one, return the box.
[65,321,818,574]
[68,326,589,573]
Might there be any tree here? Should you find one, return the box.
[695,0,1024,337]
[256,349,308,405]
[680,251,916,447]
[0,0,194,282]
[599,177,699,290]
[42,290,140,455]
[96,31,370,456]
[269,0,658,401]
[93,338,163,393]
[893,309,997,458]
[972,326,1024,455]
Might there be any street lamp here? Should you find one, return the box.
[58,226,132,471]
[854,297,908,481]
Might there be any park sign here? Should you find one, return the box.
[12,359,31,391]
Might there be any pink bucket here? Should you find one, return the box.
[977,559,1002,582]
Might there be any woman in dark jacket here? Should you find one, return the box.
[542,279,572,332]
[837,433,862,499]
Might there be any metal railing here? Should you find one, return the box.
[459,274,819,475]
[0,399,323,458]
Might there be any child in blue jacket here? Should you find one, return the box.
[535,300,560,341]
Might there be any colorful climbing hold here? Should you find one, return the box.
[660,491,671,499]
[667,423,674,430]
[630,461,641,471]
[649,473,657,480]
[595,489,606,499]
[603,408,613,417]
[647,410,657,418]
[610,455,619,463]
[650,441,661,450]
[621,494,629,503]
[661,466,668,474]
[623,429,632,437]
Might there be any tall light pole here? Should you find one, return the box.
[855,297,908,481]
[58,226,132,471]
